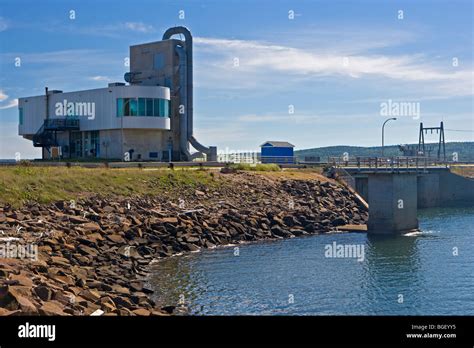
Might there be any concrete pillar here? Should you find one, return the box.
[367,173,419,234]
[417,173,440,208]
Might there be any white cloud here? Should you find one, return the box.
[0,17,8,32]
[237,112,321,124]
[0,50,124,92]
[194,36,473,97]
[11,49,111,65]
[0,90,18,110]
[89,75,111,82]
[0,90,7,102]
[124,22,155,33]
[0,99,18,110]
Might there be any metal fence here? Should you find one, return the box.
[217,152,260,163]
[217,152,296,164]
[328,156,450,172]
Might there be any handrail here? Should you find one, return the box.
[43,118,80,130]
[328,155,449,172]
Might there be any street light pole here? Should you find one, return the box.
[382,117,397,156]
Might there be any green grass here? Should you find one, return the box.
[229,163,281,171]
[0,166,223,207]
[450,165,474,178]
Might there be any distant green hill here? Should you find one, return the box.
[295,142,474,162]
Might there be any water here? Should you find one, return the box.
[147,207,474,315]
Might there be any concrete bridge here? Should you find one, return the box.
[331,157,474,234]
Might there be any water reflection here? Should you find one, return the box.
[147,255,207,312]
[360,234,424,314]
[146,207,473,315]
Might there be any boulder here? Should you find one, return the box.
[40,301,68,315]
[34,285,52,301]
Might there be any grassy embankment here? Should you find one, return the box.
[450,165,474,178]
[0,166,223,207]
[0,164,329,207]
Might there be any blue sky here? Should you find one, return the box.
[0,0,473,158]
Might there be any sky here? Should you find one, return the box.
[0,0,473,158]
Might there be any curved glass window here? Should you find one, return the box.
[162,99,169,117]
[116,99,123,117]
[138,98,146,116]
[129,98,137,116]
[146,98,153,116]
[123,98,130,116]
[153,99,160,117]
[116,98,170,117]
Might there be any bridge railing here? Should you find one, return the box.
[328,156,449,172]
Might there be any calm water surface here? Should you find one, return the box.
[148,207,474,315]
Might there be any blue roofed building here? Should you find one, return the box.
[260,141,295,164]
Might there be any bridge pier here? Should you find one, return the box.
[367,173,419,234]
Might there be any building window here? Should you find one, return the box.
[70,132,82,158]
[123,98,130,116]
[19,107,23,125]
[146,98,153,116]
[116,98,170,118]
[158,99,166,117]
[163,99,169,117]
[129,98,137,116]
[116,99,123,117]
[90,131,100,157]
[153,99,160,117]
[138,98,146,116]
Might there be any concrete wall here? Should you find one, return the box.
[417,174,440,208]
[354,169,473,209]
[438,170,474,206]
[367,173,418,233]
[130,39,180,88]
[121,129,169,161]
[355,177,369,202]
[416,170,473,208]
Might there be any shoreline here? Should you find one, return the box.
[0,171,368,316]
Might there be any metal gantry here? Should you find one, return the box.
[418,122,446,161]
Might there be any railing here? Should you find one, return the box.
[43,118,80,130]
[217,152,260,163]
[328,156,449,172]
[33,118,80,147]
[217,153,297,164]
[32,123,57,147]
[260,156,296,164]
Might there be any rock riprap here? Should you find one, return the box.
[0,172,367,315]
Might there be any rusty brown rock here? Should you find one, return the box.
[34,285,52,301]
[9,274,34,288]
[0,172,368,317]
[132,308,151,316]
[40,301,68,315]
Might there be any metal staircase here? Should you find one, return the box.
[33,118,80,147]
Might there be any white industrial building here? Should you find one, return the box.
[18,26,216,162]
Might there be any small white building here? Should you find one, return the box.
[18,84,171,160]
